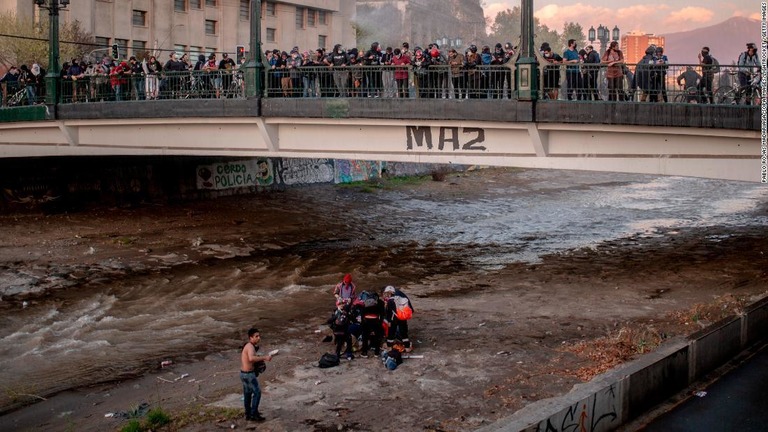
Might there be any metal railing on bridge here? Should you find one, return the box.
[0,63,761,107]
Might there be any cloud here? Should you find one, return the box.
[483,2,718,36]
[664,7,715,26]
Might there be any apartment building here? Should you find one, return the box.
[620,32,665,65]
[1,0,356,60]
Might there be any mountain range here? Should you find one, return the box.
[660,17,761,65]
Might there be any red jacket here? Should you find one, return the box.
[391,55,411,80]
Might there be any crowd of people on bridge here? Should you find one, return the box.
[1,39,761,106]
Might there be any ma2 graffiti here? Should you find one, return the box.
[405,126,486,151]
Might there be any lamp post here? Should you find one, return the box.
[515,0,537,100]
[588,24,620,56]
[34,0,69,106]
[243,0,264,98]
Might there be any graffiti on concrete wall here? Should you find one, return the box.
[334,160,382,184]
[526,384,620,432]
[196,158,273,190]
[277,158,335,185]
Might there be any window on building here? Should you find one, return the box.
[95,36,110,50]
[295,7,305,29]
[190,46,202,62]
[265,2,276,17]
[191,0,201,8]
[132,10,147,27]
[266,28,276,42]
[115,38,129,58]
[318,35,326,50]
[132,40,147,56]
[205,20,217,35]
[318,10,327,25]
[174,44,187,56]
[205,0,216,7]
[174,0,186,12]
[240,0,249,19]
[307,9,316,27]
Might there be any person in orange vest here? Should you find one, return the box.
[382,285,414,352]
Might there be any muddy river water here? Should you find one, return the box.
[0,168,766,414]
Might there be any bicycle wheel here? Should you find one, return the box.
[714,86,734,104]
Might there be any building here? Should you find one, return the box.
[0,0,356,61]
[620,32,665,64]
[355,0,485,51]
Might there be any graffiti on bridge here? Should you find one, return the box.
[334,160,382,184]
[406,126,486,151]
[276,158,334,185]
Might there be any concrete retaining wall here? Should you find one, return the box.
[477,295,768,432]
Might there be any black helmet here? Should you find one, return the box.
[469,44,477,53]
[504,42,515,51]
[495,42,502,49]
[746,42,757,50]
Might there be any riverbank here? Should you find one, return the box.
[1,168,766,431]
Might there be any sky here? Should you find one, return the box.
[482,0,762,35]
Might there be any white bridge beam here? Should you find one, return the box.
[0,117,760,182]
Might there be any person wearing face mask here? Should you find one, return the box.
[464,44,481,98]
[411,47,432,99]
[380,46,395,98]
[540,43,562,100]
[563,39,582,100]
[324,44,348,97]
[697,47,715,104]
[363,42,382,97]
[447,48,465,99]
[391,48,411,98]
[582,45,601,100]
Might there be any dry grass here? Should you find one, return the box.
[561,293,757,381]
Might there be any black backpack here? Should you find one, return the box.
[359,291,379,309]
[318,353,340,368]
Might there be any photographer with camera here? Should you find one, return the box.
[240,328,274,422]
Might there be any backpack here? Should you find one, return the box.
[333,310,348,329]
[359,291,379,309]
[710,57,720,74]
[318,352,340,368]
[394,296,413,320]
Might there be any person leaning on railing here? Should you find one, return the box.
[391,48,411,99]
[601,40,625,101]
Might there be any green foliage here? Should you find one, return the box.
[119,420,143,432]
[560,22,587,50]
[487,7,562,52]
[0,11,95,70]
[146,408,171,428]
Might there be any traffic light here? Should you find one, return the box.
[111,43,119,60]
[236,45,245,63]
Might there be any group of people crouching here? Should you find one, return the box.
[328,274,414,367]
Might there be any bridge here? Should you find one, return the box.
[0,65,763,183]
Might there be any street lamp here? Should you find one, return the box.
[588,24,620,56]
[34,0,69,106]
[516,0,537,100]
[242,0,264,98]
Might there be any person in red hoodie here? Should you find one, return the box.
[391,48,411,98]
[110,60,130,101]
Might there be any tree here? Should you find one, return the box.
[560,22,586,50]
[0,11,94,71]
[488,7,561,51]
